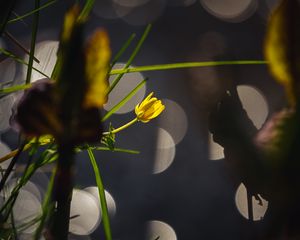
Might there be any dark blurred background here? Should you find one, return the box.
[0,0,285,239]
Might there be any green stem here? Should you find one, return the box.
[107,24,152,94]
[0,48,49,78]
[87,147,112,240]
[34,166,56,240]
[50,144,74,240]
[78,0,95,22]
[103,118,138,135]
[25,0,40,84]
[7,0,56,24]
[111,33,136,68]
[0,142,26,193]
[90,147,139,154]
[109,60,267,75]
[4,31,39,62]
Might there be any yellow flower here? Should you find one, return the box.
[135,92,165,123]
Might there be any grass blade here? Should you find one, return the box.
[78,0,95,22]
[25,0,40,84]
[0,48,49,78]
[4,31,39,63]
[77,146,139,154]
[10,202,18,239]
[34,166,56,240]
[109,60,267,75]
[0,144,56,217]
[7,0,56,24]
[111,33,136,68]
[92,147,139,154]
[108,24,152,94]
[0,83,31,94]
[0,142,26,193]
[87,146,112,240]
[102,78,147,122]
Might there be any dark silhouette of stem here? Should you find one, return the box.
[0,141,26,193]
[50,143,74,240]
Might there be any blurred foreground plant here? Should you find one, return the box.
[210,0,300,238]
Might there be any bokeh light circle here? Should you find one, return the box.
[84,186,117,218]
[7,178,42,203]
[200,0,257,22]
[0,94,15,132]
[0,58,16,88]
[146,220,177,240]
[153,128,176,174]
[235,183,268,221]
[208,132,224,160]
[159,99,188,145]
[237,85,269,129]
[0,141,13,180]
[69,189,101,235]
[13,189,42,233]
[22,41,59,83]
[120,0,166,26]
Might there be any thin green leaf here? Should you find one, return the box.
[50,52,61,80]
[0,48,49,78]
[11,11,28,26]
[108,24,152,94]
[34,166,56,240]
[0,144,56,217]
[111,33,136,68]
[93,147,140,154]
[87,146,112,240]
[78,0,95,22]
[25,0,40,84]
[102,79,147,122]
[0,141,27,194]
[7,0,57,24]
[10,210,18,240]
[76,146,139,154]
[1,141,39,222]
[0,84,31,94]
[109,60,267,75]
[4,31,39,63]
[15,214,41,233]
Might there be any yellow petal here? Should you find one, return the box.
[61,5,81,43]
[149,104,165,119]
[140,98,157,111]
[84,29,111,108]
[138,93,155,109]
[265,0,300,105]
